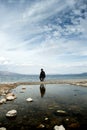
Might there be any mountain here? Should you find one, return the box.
[0,70,87,76]
[0,71,20,76]
[80,72,87,76]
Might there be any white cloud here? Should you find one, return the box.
[0,56,12,65]
[22,0,67,24]
[0,0,87,74]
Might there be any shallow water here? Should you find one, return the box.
[0,84,87,130]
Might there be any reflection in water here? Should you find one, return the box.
[40,83,46,98]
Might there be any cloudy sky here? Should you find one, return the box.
[0,0,87,74]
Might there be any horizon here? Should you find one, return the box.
[0,0,87,74]
[0,70,87,75]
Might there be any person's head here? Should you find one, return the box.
[41,68,43,71]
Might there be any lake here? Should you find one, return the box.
[0,84,87,130]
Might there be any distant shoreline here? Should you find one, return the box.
[0,79,87,95]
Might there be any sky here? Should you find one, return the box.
[0,0,87,74]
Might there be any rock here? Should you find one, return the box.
[0,127,6,130]
[7,94,16,100]
[0,98,6,104]
[56,110,67,116]
[45,117,48,121]
[37,124,45,128]
[57,110,66,114]
[54,125,65,130]
[6,95,15,100]
[65,118,69,121]
[6,110,17,117]
[26,98,33,102]
[6,93,16,101]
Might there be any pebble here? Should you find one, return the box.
[6,93,16,101]
[0,98,6,104]
[0,127,6,130]
[37,124,45,128]
[26,98,33,102]
[54,125,65,130]
[6,110,17,117]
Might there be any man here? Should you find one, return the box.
[39,68,46,81]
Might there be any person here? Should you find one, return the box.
[39,68,46,81]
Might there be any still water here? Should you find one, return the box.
[0,84,87,130]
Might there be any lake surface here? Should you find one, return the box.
[0,84,87,130]
[1,74,87,83]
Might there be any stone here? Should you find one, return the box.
[0,98,6,104]
[56,110,67,116]
[45,117,48,120]
[6,96,15,100]
[6,93,16,101]
[57,110,66,114]
[26,98,33,102]
[6,110,17,117]
[0,127,6,130]
[54,125,65,130]
[37,124,45,128]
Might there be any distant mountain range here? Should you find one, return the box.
[57,72,87,76]
[0,71,87,76]
[0,71,21,76]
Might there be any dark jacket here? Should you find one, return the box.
[39,70,46,81]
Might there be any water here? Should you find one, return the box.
[0,74,87,129]
[0,84,87,130]
[0,74,87,83]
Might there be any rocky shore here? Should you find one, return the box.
[0,79,87,95]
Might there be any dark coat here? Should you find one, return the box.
[39,70,46,81]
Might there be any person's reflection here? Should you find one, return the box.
[40,83,46,98]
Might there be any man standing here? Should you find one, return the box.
[39,68,46,81]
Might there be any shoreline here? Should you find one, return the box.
[0,79,87,95]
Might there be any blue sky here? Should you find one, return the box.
[0,0,87,74]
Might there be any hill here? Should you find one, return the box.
[0,71,20,76]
